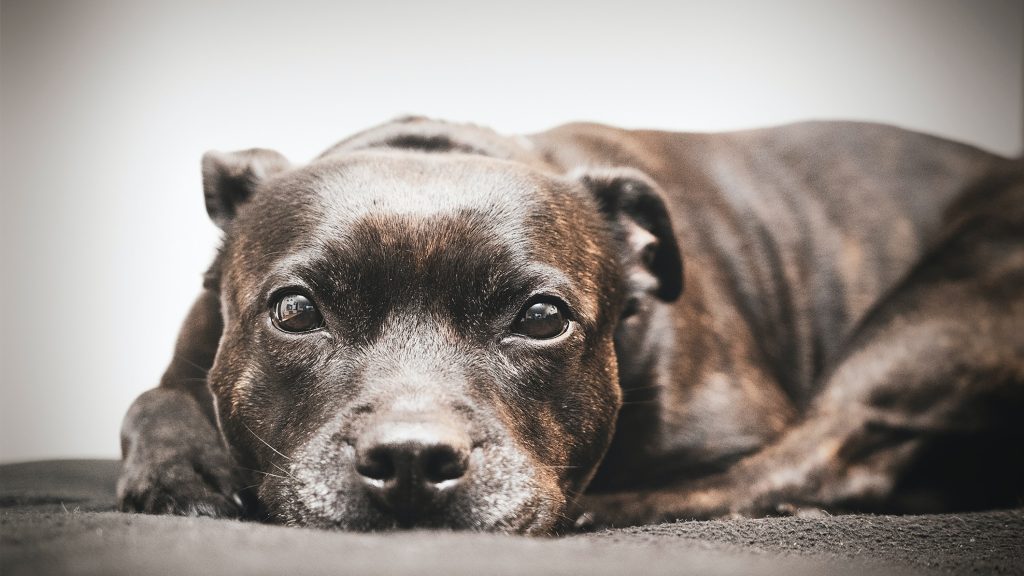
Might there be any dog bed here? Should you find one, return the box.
[1,460,1021,575]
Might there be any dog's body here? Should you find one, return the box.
[118,118,1024,532]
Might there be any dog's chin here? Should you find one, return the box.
[264,481,566,535]
[258,443,570,535]
[270,491,565,535]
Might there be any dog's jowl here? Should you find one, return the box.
[117,118,1024,533]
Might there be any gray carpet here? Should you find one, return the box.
[1,460,1021,575]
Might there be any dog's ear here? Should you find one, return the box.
[202,148,290,228]
[578,168,683,302]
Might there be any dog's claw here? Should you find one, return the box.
[573,511,596,531]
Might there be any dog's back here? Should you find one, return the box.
[532,121,1012,402]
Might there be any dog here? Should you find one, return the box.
[117,117,1024,534]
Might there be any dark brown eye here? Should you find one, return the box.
[513,301,569,339]
[272,293,323,333]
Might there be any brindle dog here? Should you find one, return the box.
[117,117,1024,533]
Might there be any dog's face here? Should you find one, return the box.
[201,139,681,533]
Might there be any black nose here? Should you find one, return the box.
[355,419,471,522]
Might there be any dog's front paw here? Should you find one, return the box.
[117,443,244,518]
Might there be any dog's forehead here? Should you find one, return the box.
[278,151,562,224]
[230,150,604,264]
[226,151,612,316]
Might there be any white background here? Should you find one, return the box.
[1,0,1022,462]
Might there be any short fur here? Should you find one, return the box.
[118,118,1024,533]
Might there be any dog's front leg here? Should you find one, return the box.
[117,289,245,517]
[577,402,928,527]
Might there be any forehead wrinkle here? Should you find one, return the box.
[335,211,604,330]
[262,245,332,289]
[308,151,540,225]
[515,263,574,297]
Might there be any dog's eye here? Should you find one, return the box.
[513,300,569,339]
[272,293,323,333]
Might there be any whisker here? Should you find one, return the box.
[270,461,298,480]
[243,423,293,461]
[173,354,210,375]
[236,466,287,480]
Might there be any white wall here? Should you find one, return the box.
[1,0,1021,463]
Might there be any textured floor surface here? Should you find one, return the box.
[1,460,1021,575]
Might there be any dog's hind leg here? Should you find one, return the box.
[580,168,1024,527]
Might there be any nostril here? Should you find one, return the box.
[423,445,469,484]
[354,419,473,496]
[356,447,396,482]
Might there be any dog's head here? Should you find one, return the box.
[200,122,681,533]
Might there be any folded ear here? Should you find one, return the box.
[201,148,290,228]
[577,168,683,302]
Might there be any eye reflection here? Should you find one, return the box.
[272,293,323,333]
[513,301,568,339]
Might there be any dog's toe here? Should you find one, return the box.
[117,453,244,518]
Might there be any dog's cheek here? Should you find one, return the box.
[558,337,623,493]
[456,441,566,533]
[247,390,373,527]
[207,335,335,508]
[262,437,374,529]
[491,337,621,516]
[206,338,261,457]
[210,360,292,461]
